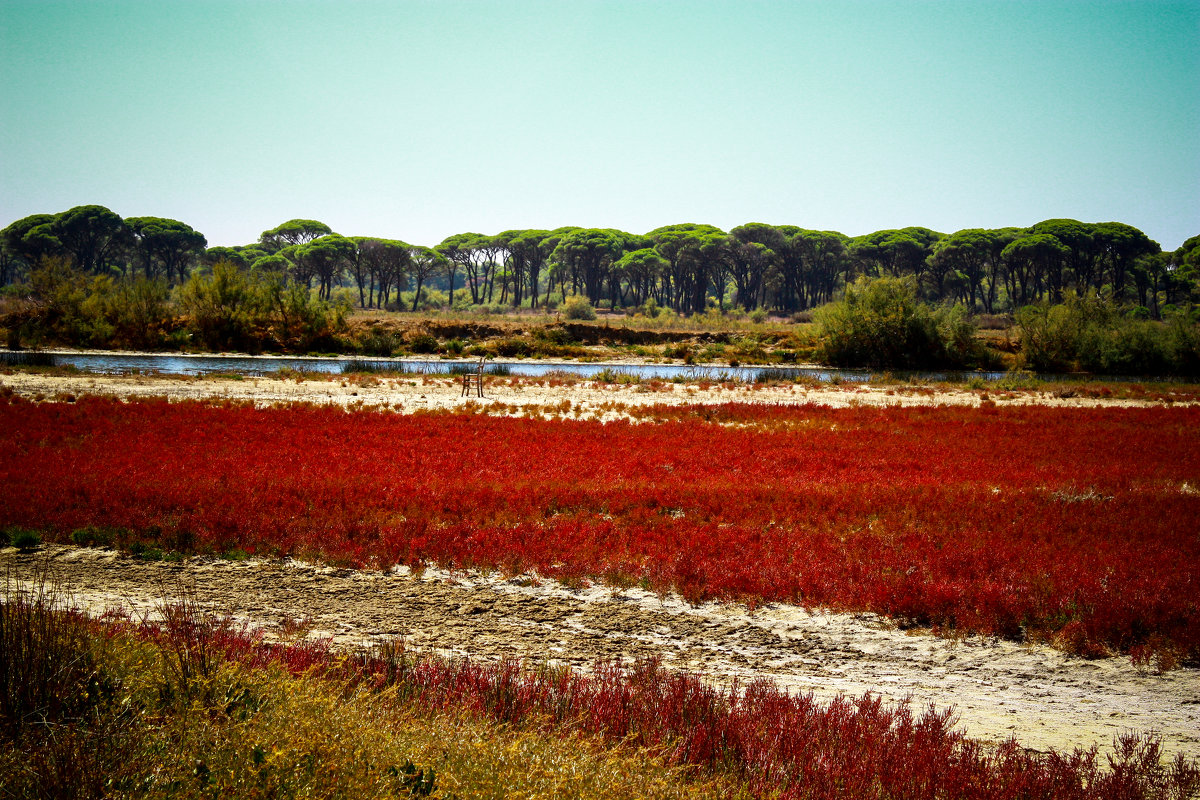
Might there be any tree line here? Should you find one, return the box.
[4,205,1198,317]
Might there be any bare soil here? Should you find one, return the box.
[4,545,1197,761]
[0,369,1183,417]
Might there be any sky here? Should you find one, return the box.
[2,0,1198,250]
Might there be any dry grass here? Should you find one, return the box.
[0,581,743,800]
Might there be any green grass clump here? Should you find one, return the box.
[71,525,117,548]
[592,367,642,384]
[10,529,41,551]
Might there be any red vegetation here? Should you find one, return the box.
[3,396,1199,661]
[122,603,1198,800]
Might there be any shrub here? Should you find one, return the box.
[400,288,449,312]
[70,526,116,548]
[1016,293,1200,376]
[406,331,439,354]
[592,367,640,384]
[562,296,597,321]
[341,359,388,374]
[816,277,982,369]
[752,367,797,384]
[0,581,107,738]
[7,396,1200,663]
[493,337,532,357]
[12,529,41,551]
[532,326,575,346]
[1077,320,1171,375]
[177,261,263,351]
[21,260,175,350]
[358,327,401,356]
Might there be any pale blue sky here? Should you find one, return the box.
[2,0,1198,249]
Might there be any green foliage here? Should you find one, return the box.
[262,272,348,351]
[71,526,116,548]
[532,325,575,346]
[815,276,983,369]
[492,337,532,357]
[6,209,1193,338]
[400,287,450,312]
[178,261,263,350]
[51,204,128,274]
[358,326,402,356]
[1016,292,1200,375]
[21,258,173,348]
[126,216,207,282]
[12,529,41,550]
[1165,313,1200,374]
[176,261,345,352]
[751,367,796,383]
[592,367,641,384]
[259,219,332,251]
[562,295,598,320]
[406,331,440,354]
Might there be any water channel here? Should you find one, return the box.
[2,349,1168,384]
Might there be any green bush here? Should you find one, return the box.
[400,288,449,312]
[592,367,641,384]
[357,327,401,356]
[1016,293,1200,375]
[1166,313,1200,374]
[493,337,532,357]
[562,296,597,321]
[177,261,263,350]
[12,530,41,551]
[176,263,346,353]
[533,326,575,346]
[406,331,439,354]
[815,277,982,369]
[1128,306,1151,321]
[1077,321,1170,375]
[70,526,116,548]
[22,260,175,349]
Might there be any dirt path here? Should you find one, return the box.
[5,546,1198,761]
[0,370,1180,416]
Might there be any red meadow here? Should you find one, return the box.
[3,396,1197,665]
